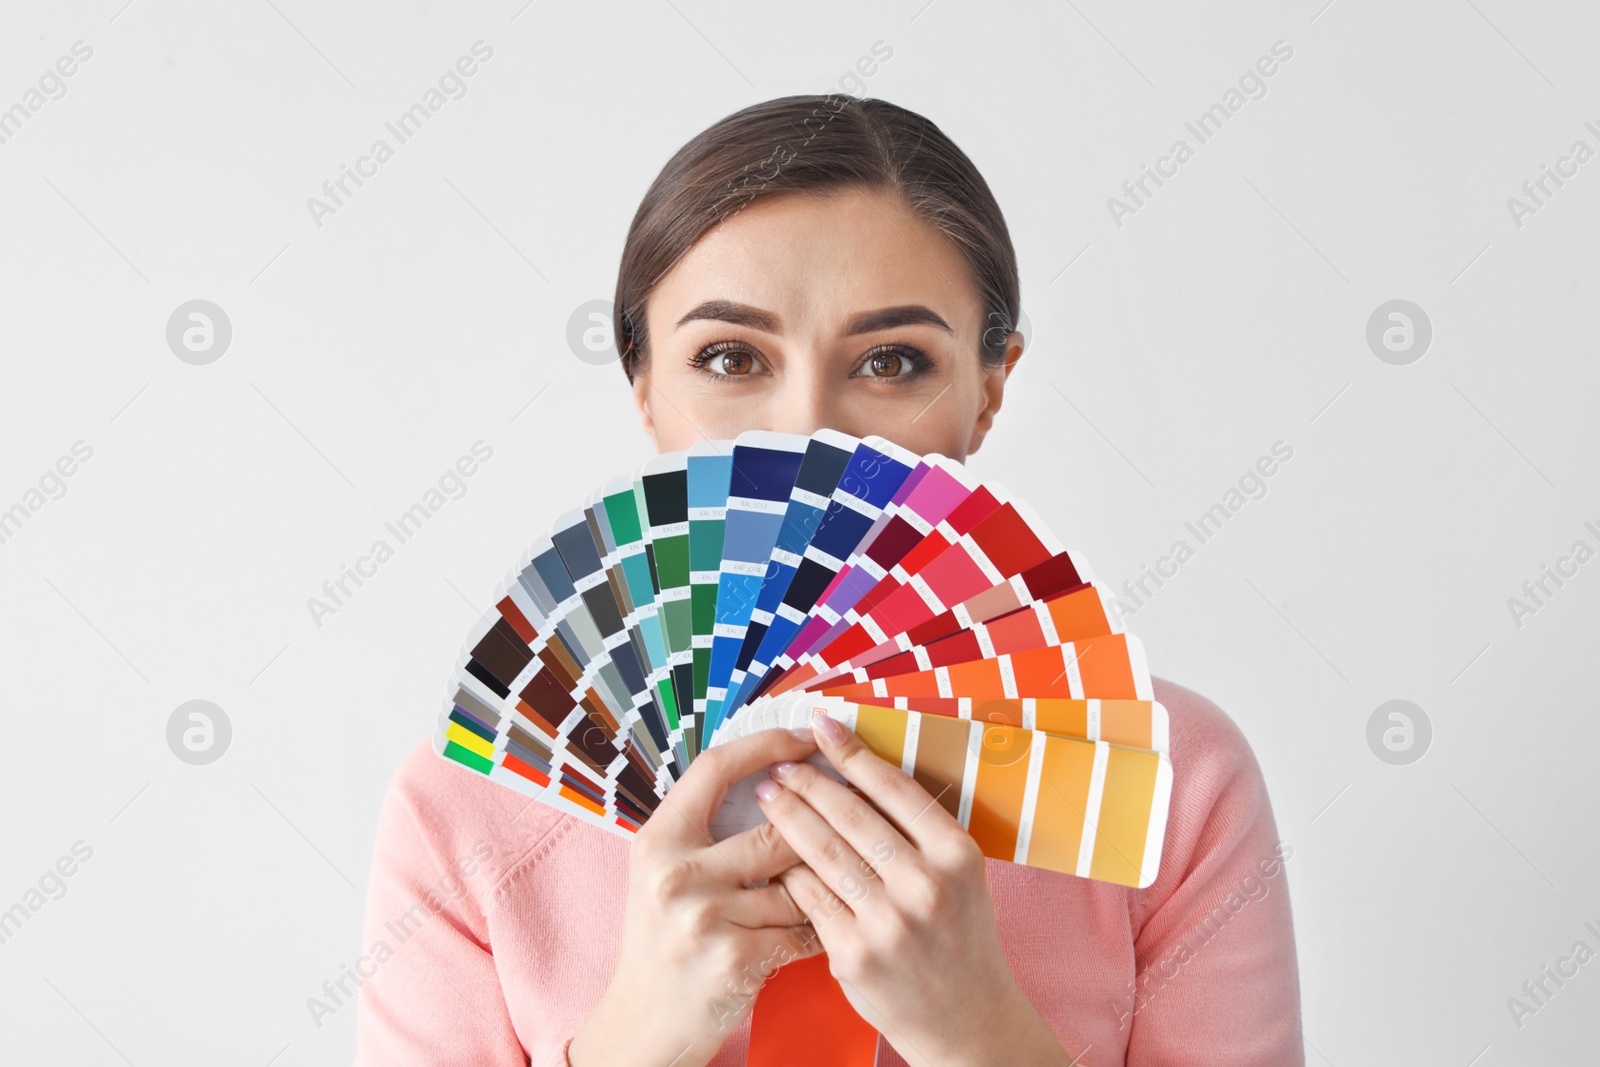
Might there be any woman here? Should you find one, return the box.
[353,94,1303,1066]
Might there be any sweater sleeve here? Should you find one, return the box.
[1121,684,1305,1065]
[352,741,535,1067]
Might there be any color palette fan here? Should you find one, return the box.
[431,428,1175,1064]
[433,428,1173,890]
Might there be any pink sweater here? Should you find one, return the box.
[352,677,1304,1065]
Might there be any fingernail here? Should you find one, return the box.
[789,723,816,743]
[811,710,844,742]
[755,779,781,802]
[769,760,798,780]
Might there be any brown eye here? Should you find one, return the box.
[852,345,931,382]
[689,342,766,380]
[716,351,754,375]
[867,352,904,377]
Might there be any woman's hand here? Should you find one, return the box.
[568,726,826,1067]
[763,711,1074,1067]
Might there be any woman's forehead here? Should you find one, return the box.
[650,190,980,330]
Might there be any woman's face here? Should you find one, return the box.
[629,188,1022,462]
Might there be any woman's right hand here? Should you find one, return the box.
[567,726,826,1067]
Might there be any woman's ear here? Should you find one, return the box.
[966,330,1024,457]
[630,363,658,446]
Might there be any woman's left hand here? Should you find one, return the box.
[760,710,1074,1067]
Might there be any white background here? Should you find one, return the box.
[1,0,1596,1063]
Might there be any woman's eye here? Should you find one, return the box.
[691,344,762,379]
[854,347,929,380]
[691,343,931,382]
[707,350,755,375]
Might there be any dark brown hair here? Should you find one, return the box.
[613,94,1020,383]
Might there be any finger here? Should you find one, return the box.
[740,923,826,974]
[775,864,853,947]
[654,727,819,841]
[779,920,826,959]
[764,757,910,880]
[755,779,867,933]
[718,881,812,930]
[801,707,967,856]
[705,819,803,886]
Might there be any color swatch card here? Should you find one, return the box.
[432,428,1175,888]
[707,692,1172,889]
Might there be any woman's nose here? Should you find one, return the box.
[765,375,847,439]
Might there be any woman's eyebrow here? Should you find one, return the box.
[673,300,953,336]
[675,300,780,332]
[845,305,953,336]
